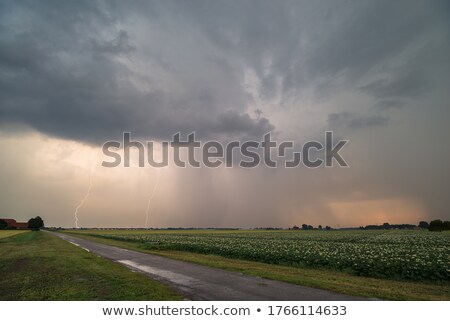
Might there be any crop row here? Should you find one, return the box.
[91,230,450,281]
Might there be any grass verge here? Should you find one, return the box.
[0,231,182,300]
[0,230,29,239]
[63,232,450,300]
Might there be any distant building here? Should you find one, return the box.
[0,218,29,229]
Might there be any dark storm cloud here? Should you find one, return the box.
[0,0,273,144]
[1,0,449,145]
[173,0,449,100]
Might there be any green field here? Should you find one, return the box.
[0,230,28,239]
[2,229,448,300]
[64,229,450,300]
[68,229,450,281]
[0,231,181,300]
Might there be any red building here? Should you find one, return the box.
[0,218,29,229]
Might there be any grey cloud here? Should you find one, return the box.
[91,30,135,57]
[328,112,388,130]
[372,100,404,111]
[1,0,449,145]
[0,1,273,144]
[175,0,449,101]
[209,111,274,138]
[360,72,430,99]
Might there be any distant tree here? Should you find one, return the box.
[307,225,313,230]
[382,222,390,229]
[428,219,443,232]
[0,220,7,230]
[302,224,308,230]
[325,226,331,230]
[443,221,450,231]
[418,221,429,229]
[318,225,322,230]
[28,216,44,230]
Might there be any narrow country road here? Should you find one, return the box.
[51,232,369,301]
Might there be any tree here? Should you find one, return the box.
[318,225,322,230]
[28,216,44,230]
[428,219,443,232]
[442,221,450,231]
[325,226,331,230]
[418,221,429,229]
[0,220,7,230]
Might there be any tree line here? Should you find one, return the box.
[362,220,450,232]
[290,220,450,232]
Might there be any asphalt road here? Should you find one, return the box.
[52,232,369,301]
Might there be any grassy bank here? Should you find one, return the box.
[64,231,450,300]
[0,230,28,239]
[0,231,182,300]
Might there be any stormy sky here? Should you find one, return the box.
[1,0,449,228]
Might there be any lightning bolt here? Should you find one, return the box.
[74,158,96,229]
[145,169,162,228]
